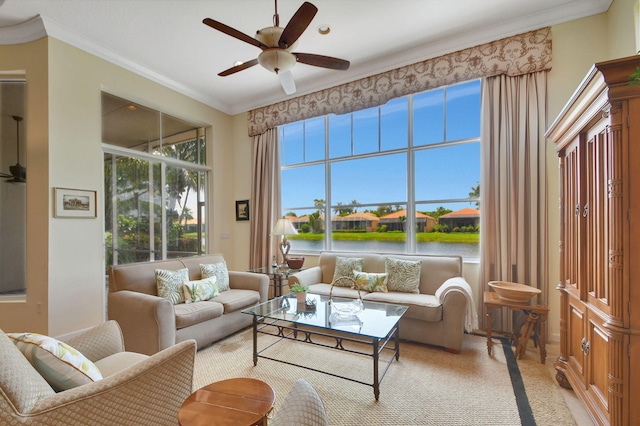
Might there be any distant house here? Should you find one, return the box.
[379,209,436,232]
[438,207,480,230]
[332,212,379,232]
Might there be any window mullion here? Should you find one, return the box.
[407,94,416,253]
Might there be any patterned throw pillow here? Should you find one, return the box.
[155,268,189,304]
[353,270,388,292]
[200,261,230,292]
[384,258,422,293]
[183,276,219,303]
[331,257,364,285]
[8,332,103,392]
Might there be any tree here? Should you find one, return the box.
[469,182,480,208]
[424,206,452,221]
[376,205,393,217]
[285,211,298,217]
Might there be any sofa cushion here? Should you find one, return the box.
[213,289,261,313]
[353,271,388,292]
[94,352,149,377]
[7,332,103,392]
[332,257,364,283]
[155,268,189,304]
[384,258,421,293]
[183,277,219,303]
[174,301,224,329]
[201,261,230,292]
[363,292,442,322]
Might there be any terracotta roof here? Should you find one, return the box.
[379,209,434,219]
[439,207,480,218]
[333,212,379,221]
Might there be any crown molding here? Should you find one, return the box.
[0,15,47,45]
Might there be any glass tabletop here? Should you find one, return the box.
[242,293,408,339]
[247,266,305,276]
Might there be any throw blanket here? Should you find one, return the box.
[435,277,479,333]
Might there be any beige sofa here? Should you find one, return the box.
[0,321,196,426]
[108,254,269,355]
[288,252,477,353]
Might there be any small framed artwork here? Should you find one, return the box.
[54,187,97,218]
[235,200,250,221]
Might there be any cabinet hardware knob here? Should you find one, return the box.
[581,337,590,355]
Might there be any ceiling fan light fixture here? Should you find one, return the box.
[258,49,297,74]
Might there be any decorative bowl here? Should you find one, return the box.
[330,299,363,316]
[287,256,305,270]
[488,281,541,303]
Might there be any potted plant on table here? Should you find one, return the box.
[290,283,310,303]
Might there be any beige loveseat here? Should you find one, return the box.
[288,252,477,353]
[108,254,269,355]
[0,321,195,425]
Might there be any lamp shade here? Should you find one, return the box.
[271,217,298,236]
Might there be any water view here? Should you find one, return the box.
[290,239,479,260]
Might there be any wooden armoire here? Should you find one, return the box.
[546,56,640,426]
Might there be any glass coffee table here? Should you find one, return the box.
[242,293,408,400]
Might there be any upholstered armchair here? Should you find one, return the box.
[0,320,196,425]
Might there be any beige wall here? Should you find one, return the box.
[0,37,235,337]
[0,38,49,334]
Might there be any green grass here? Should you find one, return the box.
[289,232,479,243]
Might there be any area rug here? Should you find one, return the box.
[193,328,575,425]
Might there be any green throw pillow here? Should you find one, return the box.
[155,268,189,304]
[200,261,230,292]
[353,270,388,292]
[384,258,422,293]
[332,257,364,285]
[8,332,103,392]
[183,276,219,303]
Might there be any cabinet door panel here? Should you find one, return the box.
[567,297,587,387]
[587,314,610,422]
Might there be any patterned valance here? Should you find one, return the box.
[247,27,551,136]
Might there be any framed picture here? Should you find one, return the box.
[54,187,97,218]
[235,200,249,221]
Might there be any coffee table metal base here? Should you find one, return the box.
[250,315,400,400]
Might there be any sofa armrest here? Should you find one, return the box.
[28,340,196,425]
[108,290,176,355]
[229,271,270,302]
[288,267,323,286]
[65,320,125,362]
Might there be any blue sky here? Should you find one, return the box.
[280,79,481,215]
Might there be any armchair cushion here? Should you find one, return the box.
[270,379,328,426]
[7,332,103,392]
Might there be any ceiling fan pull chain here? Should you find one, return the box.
[273,0,280,27]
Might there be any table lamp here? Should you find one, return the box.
[271,216,298,267]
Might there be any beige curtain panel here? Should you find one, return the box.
[248,27,551,136]
[479,71,549,331]
[249,128,281,270]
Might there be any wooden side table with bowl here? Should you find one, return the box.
[484,281,549,364]
[178,378,275,426]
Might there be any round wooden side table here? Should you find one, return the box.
[178,378,276,426]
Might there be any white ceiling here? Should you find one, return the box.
[0,0,611,115]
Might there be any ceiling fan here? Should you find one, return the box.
[0,116,26,184]
[203,0,350,95]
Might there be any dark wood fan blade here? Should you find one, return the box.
[203,18,267,49]
[293,52,350,70]
[278,2,318,48]
[218,59,259,76]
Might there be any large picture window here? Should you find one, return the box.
[280,80,480,259]
[102,93,209,270]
